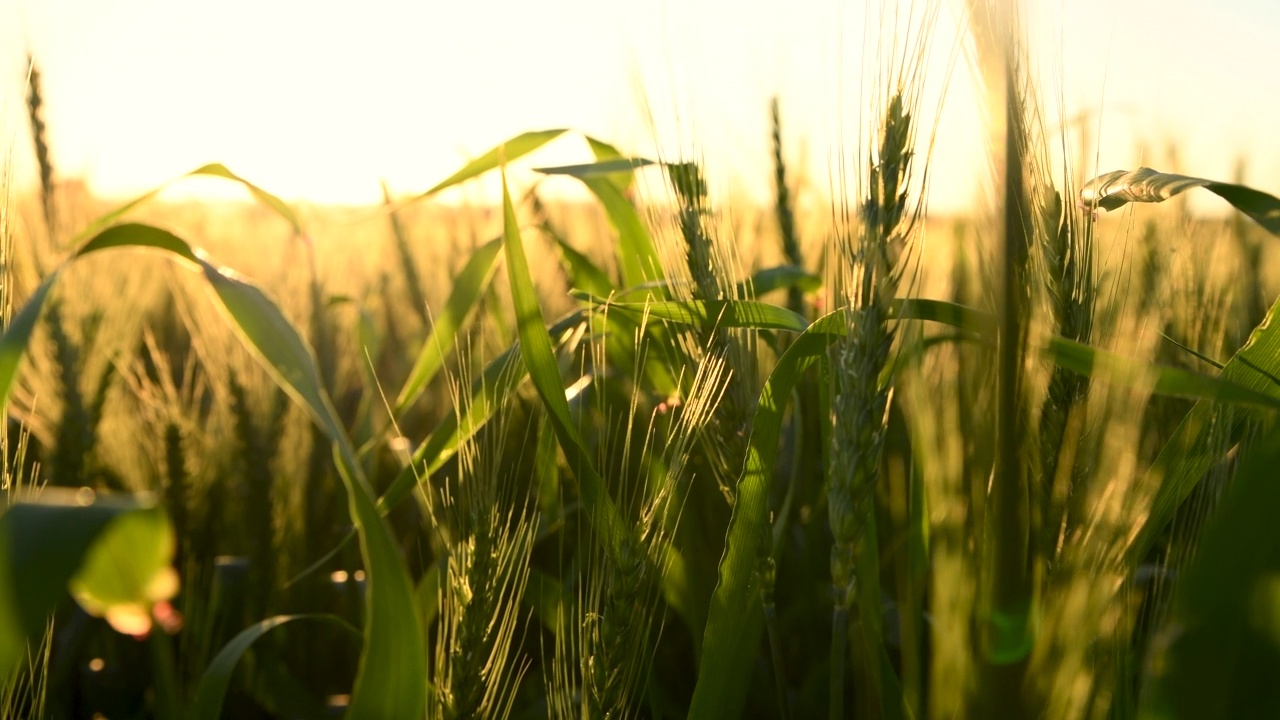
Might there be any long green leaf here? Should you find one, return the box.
[550,233,616,298]
[573,295,809,333]
[190,614,360,720]
[583,135,642,192]
[413,129,570,200]
[581,175,664,288]
[1081,167,1280,236]
[393,236,504,416]
[500,170,631,566]
[75,163,304,243]
[738,264,822,298]
[534,157,655,179]
[690,311,845,718]
[588,295,1280,411]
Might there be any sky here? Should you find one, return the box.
[2,0,1279,215]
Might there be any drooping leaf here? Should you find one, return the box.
[1081,167,1280,236]
[75,163,304,243]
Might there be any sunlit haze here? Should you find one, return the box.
[3,0,1278,214]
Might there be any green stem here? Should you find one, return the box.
[149,626,183,720]
[764,600,791,720]
[830,606,848,720]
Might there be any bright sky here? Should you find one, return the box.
[3,0,1279,215]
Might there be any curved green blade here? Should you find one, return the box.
[412,129,570,200]
[737,264,822,298]
[1081,166,1280,236]
[376,311,586,515]
[75,163,304,243]
[572,294,809,333]
[190,614,360,720]
[1131,294,1280,566]
[500,170,631,565]
[534,157,655,179]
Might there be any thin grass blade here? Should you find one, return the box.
[189,614,360,720]
[500,170,631,565]
[413,129,570,200]
[393,236,504,416]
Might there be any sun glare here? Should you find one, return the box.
[2,0,1279,213]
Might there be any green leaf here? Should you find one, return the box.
[393,236,504,416]
[1044,334,1280,411]
[584,135,643,192]
[75,163,303,243]
[1139,422,1280,719]
[500,170,631,566]
[0,271,60,407]
[1081,166,1280,236]
[534,157,655,179]
[550,233,616,299]
[189,614,360,720]
[587,295,1280,411]
[573,295,810,333]
[413,129,570,200]
[68,504,178,636]
[0,490,172,673]
[738,264,822,297]
[690,311,845,719]
[580,176,664,288]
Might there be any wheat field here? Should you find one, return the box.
[3,1,1280,719]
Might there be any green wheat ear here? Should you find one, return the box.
[25,55,56,244]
